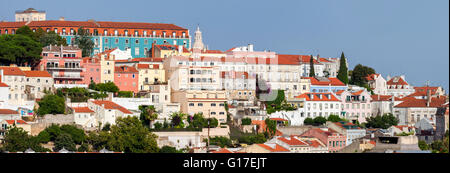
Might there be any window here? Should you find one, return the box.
[135,39,139,44]
[189,103,194,106]
[115,39,119,44]
[211,103,216,106]
[125,39,129,44]
[198,103,203,106]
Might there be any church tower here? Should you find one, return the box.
[192,26,205,51]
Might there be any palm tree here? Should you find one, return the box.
[145,105,158,128]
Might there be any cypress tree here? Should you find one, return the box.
[337,52,349,84]
[309,55,315,77]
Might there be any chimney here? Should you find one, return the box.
[248,44,254,52]
[427,89,431,107]
[178,45,183,54]
[59,17,65,21]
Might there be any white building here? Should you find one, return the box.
[15,8,46,22]
[366,74,387,95]
[386,75,415,98]
[394,96,447,125]
[327,121,366,146]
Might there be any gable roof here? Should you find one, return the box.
[91,100,133,114]
[394,96,447,108]
[115,66,138,73]
[278,137,309,146]
[256,144,290,152]
[366,74,380,81]
[4,120,27,125]
[23,71,52,77]
[72,107,94,113]
[303,77,345,86]
[387,76,409,86]
[0,67,25,76]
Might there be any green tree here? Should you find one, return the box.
[73,27,94,57]
[140,105,158,128]
[39,31,67,47]
[159,146,182,153]
[241,118,252,125]
[418,140,429,150]
[208,136,233,148]
[304,118,314,125]
[309,55,315,77]
[53,133,77,151]
[171,112,186,128]
[0,34,42,66]
[102,123,111,131]
[94,82,119,93]
[106,117,159,153]
[313,116,327,126]
[37,94,65,116]
[153,122,163,130]
[365,113,399,129]
[86,131,110,151]
[16,26,36,40]
[327,114,342,122]
[60,124,86,145]
[238,133,267,145]
[350,64,376,86]
[337,52,349,84]
[2,127,50,152]
[118,91,133,98]
[36,130,51,143]
[78,143,90,152]
[265,118,277,138]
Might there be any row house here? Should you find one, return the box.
[0,20,190,58]
[0,67,27,105]
[171,90,227,123]
[366,74,387,95]
[114,66,139,93]
[39,45,84,88]
[335,89,372,123]
[386,75,415,97]
[293,92,342,119]
[327,121,366,146]
[300,128,347,153]
[23,71,54,100]
[370,94,403,116]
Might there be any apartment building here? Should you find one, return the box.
[171,90,227,123]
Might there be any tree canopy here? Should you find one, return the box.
[1,127,50,152]
[0,34,42,66]
[337,52,349,84]
[309,55,315,77]
[350,64,376,86]
[37,94,66,116]
[73,27,94,57]
[365,113,399,129]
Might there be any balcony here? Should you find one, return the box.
[47,66,83,71]
[53,74,84,79]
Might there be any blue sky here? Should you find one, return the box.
[1,0,449,91]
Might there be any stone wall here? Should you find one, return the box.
[277,126,314,136]
[30,114,75,136]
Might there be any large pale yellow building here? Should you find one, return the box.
[152,44,191,59]
[135,64,165,91]
[172,90,227,123]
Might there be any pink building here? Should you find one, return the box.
[81,57,101,84]
[336,89,372,123]
[114,66,139,93]
[300,128,347,153]
[39,45,84,85]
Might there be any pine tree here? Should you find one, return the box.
[337,52,349,84]
[309,55,315,77]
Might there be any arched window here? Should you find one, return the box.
[104,30,108,36]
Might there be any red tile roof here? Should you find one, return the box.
[115,66,138,73]
[335,90,345,95]
[5,120,27,125]
[2,20,187,30]
[270,118,288,121]
[278,137,309,146]
[0,109,19,115]
[0,82,9,87]
[295,93,340,102]
[387,76,409,86]
[257,144,290,152]
[72,107,94,113]
[0,67,25,76]
[351,90,364,96]
[319,58,333,63]
[365,74,380,81]
[394,96,447,108]
[92,100,133,114]
[371,95,396,101]
[23,71,52,77]
[203,50,224,54]
[303,77,345,86]
[155,44,190,53]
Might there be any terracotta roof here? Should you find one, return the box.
[365,74,380,81]
[414,86,440,93]
[154,44,190,53]
[23,71,52,77]
[394,96,447,108]
[371,95,396,101]
[278,137,309,146]
[92,100,133,114]
[257,144,290,152]
[351,90,364,96]
[304,139,323,148]
[203,50,224,54]
[115,66,138,73]
[318,58,333,63]
[335,90,345,95]
[72,107,94,113]
[5,120,27,125]
[0,67,25,76]
[294,93,340,102]
[0,109,19,115]
[303,77,345,86]
[0,82,9,87]
[270,118,288,121]
[334,121,361,130]
[387,76,409,86]
[2,20,187,30]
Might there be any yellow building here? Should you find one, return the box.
[171,90,227,123]
[97,50,116,83]
[135,63,166,91]
[152,44,191,59]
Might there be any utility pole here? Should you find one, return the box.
[206,109,211,153]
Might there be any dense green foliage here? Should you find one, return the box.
[241,118,252,125]
[350,64,376,87]
[365,113,399,129]
[73,27,94,57]
[92,82,119,93]
[337,52,349,84]
[117,91,134,98]
[418,140,429,150]
[37,94,66,116]
[0,34,42,66]
[304,116,328,126]
[238,133,267,145]
[53,133,77,151]
[208,136,233,148]
[327,114,344,122]
[159,146,184,153]
[265,90,296,114]
[187,113,219,129]
[1,127,50,152]
[170,112,187,128]
[37,124,86,145]
[39,31,68,47]
[56,87,90,102]
[265,118,277,138]
[139,105,158,128]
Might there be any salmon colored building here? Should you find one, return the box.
[81,57,101,84]
[114,66,139,93]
